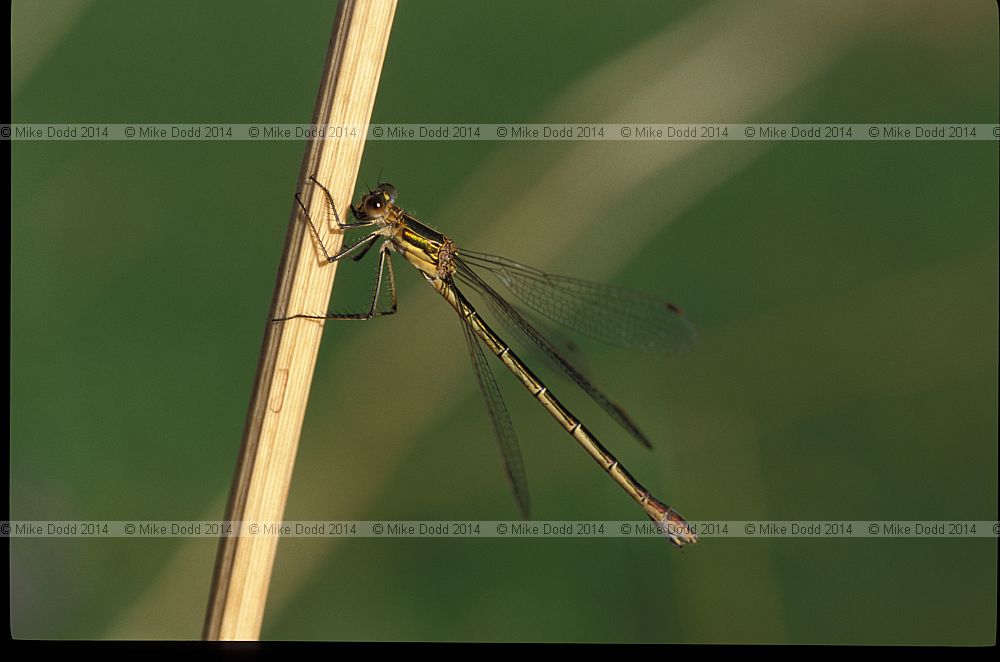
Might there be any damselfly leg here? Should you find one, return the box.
[271,185,396,322]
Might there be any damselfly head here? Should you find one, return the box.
[359,183,397,218]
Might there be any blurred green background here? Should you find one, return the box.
[10,0,998,643]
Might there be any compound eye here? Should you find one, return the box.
[364,193,387,217]
[379,183,397,204]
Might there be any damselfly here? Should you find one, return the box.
[279,177,698,547]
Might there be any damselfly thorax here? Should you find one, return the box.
[351,185,458,281]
